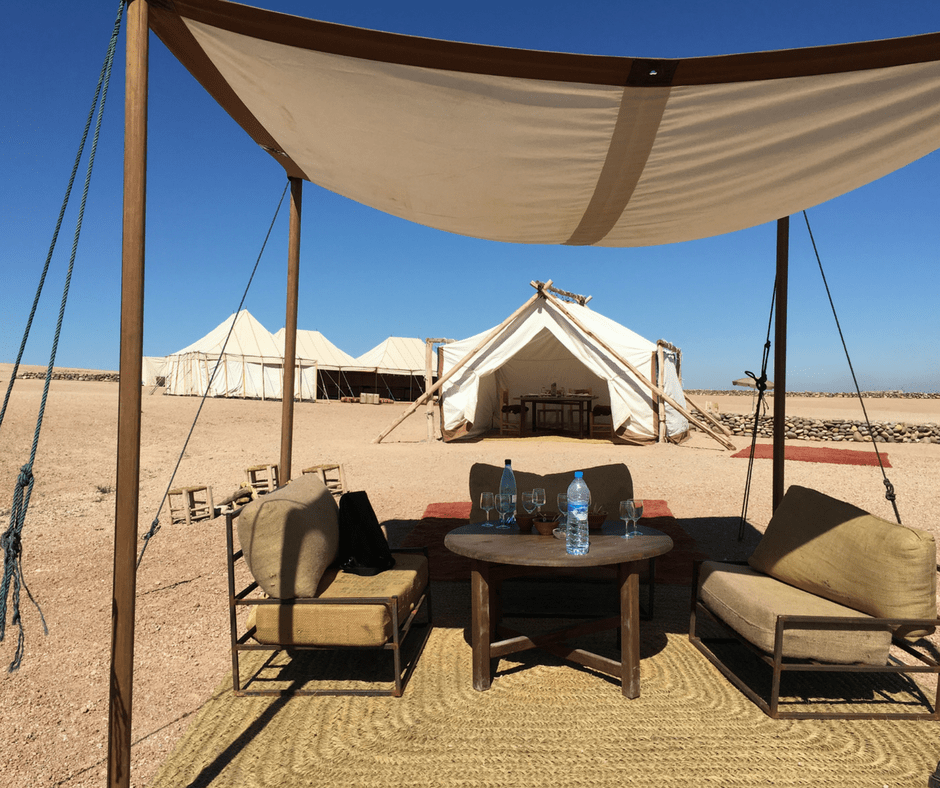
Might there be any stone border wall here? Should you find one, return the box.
[692,412,940,444]
[687,389,940,400]
[15,371,120,383]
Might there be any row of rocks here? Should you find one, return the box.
[695,411,940,444]
[688,389,940,399]
[15,370,120,383]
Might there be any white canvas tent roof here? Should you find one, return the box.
[438,294,689,444]
[355,337,427,375]
[172,309,282,361]
[273,327,356,369]
[150,1,940,248]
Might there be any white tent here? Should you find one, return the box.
[274,327,357,369]
[164,310,316,399]
[438,293,689,444]
[350,337,429,401]
[355,337,426,375]
[273,327,358,400]
[140,356,167,387]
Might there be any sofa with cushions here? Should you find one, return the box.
[690,484,939,718]
[225,473,431,697]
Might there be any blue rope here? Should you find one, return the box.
[0,0,126,672]
[136,180,291,568]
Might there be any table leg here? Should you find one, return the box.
[470,559,493,691]
[618,560,641,698]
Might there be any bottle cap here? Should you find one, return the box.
[505,459,511,464]
[575,471,583,478]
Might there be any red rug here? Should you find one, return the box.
[401,500,706,585]
[731,443,890,468]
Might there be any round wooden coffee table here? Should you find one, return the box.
[444,522,673,698]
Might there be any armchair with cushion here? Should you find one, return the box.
[690,485,939,718]
[226,474,432,697]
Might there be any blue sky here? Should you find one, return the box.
[2,0,939,392]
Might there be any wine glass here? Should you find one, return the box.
[522,491,537,515]
[532,487,546,515]
[495,493,512,529]
[480,492,495,527]
[557,493,568,523]
[620,499,644,539]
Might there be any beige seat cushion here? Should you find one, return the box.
[699,561,891,664]
[237,474,339,599]
[468,462,633,522]
[748,486,937,631]
[247,552,429,647]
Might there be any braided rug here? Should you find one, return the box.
[149,583,938,788]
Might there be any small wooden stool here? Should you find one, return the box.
[167,485,215,525]
[302,463,346,502]
[245,464,279,495]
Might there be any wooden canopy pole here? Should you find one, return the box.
[773,216,789,511]
[280,177,302,482]
[547,294,736,450]
[109,1,148,786]
[373,287,546,443]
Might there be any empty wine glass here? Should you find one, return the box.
[480,491,495,527]
[495,493,512,529]
[522,491,537,515]
[557,493,568,523]
[620,499,644,539]
[532,487,546,515]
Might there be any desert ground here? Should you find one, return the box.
[0,364,938,787]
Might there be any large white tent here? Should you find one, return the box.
[349,336,429,401]
[355,336,426,375]
[438,292,688,444]
[164,309,317,399]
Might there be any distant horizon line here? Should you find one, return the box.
[2,362,938,396]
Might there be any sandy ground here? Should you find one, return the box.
[0,365,938,788]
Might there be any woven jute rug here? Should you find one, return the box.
[149,584,937,788]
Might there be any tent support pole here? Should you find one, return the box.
[773,216,789,511]
[109,1,147,786]
[373,289,545,443]
[280,177,302,483]
[547,294,735,450]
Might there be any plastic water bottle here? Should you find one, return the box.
[500,459,516,524]
[566,471,590,555]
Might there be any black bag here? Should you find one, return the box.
[337,491,396,576]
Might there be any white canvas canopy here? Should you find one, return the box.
[164,309,317,399]
[150,1,940,248]
[438,294,688,444]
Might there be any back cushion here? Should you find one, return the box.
[237,474,339,599]
[749,485,937,623]
[468,462,633,522]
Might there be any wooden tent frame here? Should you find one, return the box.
[374,280,734,449]
[109,3,795,785]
